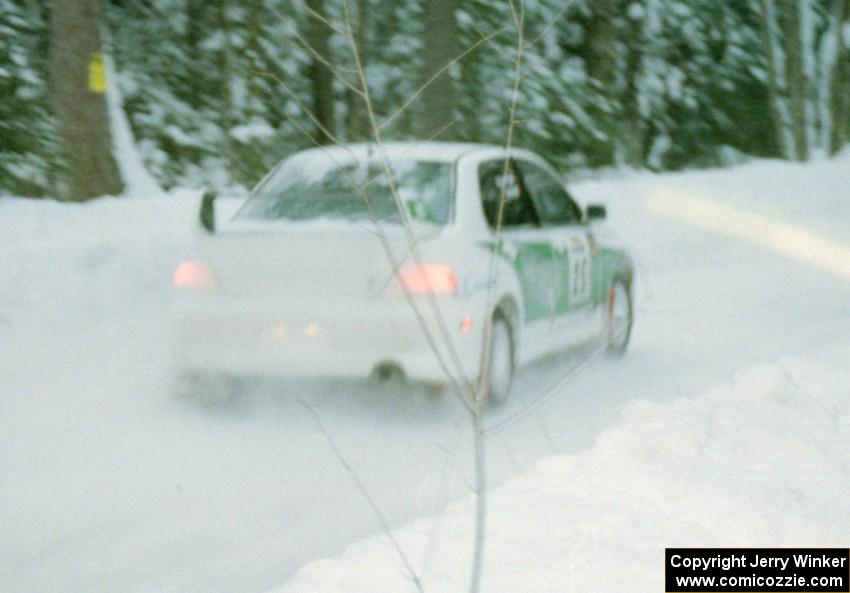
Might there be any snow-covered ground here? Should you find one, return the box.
[278,351,850,593]
[1,153,849,593]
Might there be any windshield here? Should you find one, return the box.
[234,151,454,225]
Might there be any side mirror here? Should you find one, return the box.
[586,203,606,221]
[199,189,217,233]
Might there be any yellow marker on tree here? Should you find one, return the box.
[88,52,106,93]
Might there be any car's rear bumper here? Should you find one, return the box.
[172,296,484,384]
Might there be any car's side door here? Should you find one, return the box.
[514,159,593,320]
[477,158,558,328]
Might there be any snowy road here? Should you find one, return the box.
[2,157,849,593]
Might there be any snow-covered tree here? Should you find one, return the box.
[0,0,58,196]
[3,0,849,198]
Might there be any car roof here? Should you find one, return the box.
[290,142,533,164]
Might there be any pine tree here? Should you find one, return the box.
[5,0,847,198]
[306,0,335,144]
[581,0,617,166]
[619,0,645,166]
[759,0,790,157]
[0,0,58,196]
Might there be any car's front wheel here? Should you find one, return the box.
[485,315,514,406]
[606,277,633,354]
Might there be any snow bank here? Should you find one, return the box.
[275,350,850,593]
[579,149,850,247]
[0,190,198,319]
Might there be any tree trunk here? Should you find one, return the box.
[216,0,233,131]
[246,0,263,114]
[759,0,789,158]
[347,0,370,142]
[583,0,616,166]
[306,0,335,144]
[421,0,459,139]
[621,2,644,166]
[781,0,808,160]
[50,0,122,201]
[829,0,850,154]
[185,0,204,111]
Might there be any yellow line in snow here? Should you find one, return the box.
[646,189,850,283]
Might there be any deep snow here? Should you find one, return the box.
[277,350,850,593]
[1,152,849,593]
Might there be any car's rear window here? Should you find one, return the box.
[234,152,454,225]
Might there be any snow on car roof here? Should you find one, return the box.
[288,142,505,164]
[266,142,544,188]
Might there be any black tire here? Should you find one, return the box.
[606,277,633,354]
[486,315,514,405]
[172,371,237,406]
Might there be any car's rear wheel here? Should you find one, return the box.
[606,278,633,354]
[485,316,514,406]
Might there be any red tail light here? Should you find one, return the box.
[173,260,215,289]
[399,263,457,294]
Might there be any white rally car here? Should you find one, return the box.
[172,143,633,402]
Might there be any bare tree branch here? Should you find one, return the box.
[289,29,365,96]
[379,27,507,132]
[256,4,594,593]
[299,397,425,593]
[426,117,460,141]
[252,69,343,145]
[341,0,478,407]
[292,0,351,38]
[522,0,577,51]
[469,413,487,593]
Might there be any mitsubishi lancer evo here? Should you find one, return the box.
[172,143,634,403]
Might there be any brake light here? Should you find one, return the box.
[399,263,457,294]
[173,260,215,289]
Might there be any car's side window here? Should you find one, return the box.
[515,160,582,226]
[478,159,540,229]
